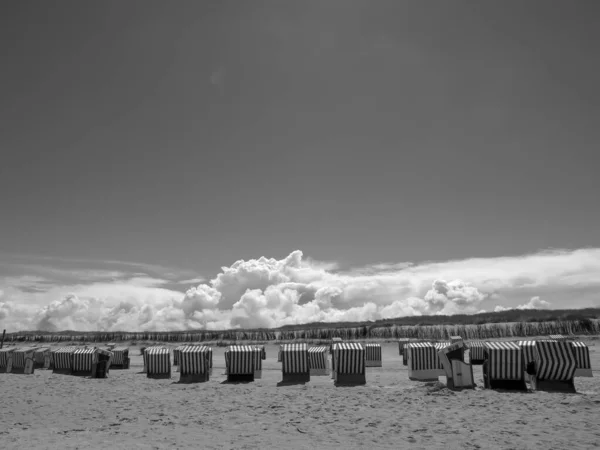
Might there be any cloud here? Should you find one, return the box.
[494,296,552,312]
[0,248,598,331]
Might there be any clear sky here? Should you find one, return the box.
[1,1,599,331]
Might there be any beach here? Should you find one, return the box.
[1,339,599,449]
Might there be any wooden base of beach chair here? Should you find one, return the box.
[227,373,254,382]
[9,367,35,375]
[365,360,382,367]
[470,359,485,366]
[408,368,443,381]
[147,371,171,379]
[574,368,593,377]
[179,372,209,383]
[310,368,329,376]
[253,370,262,379]
[334,372,366,386]
[531,377,576,393]
[0,367,9,374]
[52,368,73,375]
[282,372,310,384]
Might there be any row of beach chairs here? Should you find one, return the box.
[0,336,593,391]
[398,335,593,392]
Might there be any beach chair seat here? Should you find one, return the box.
[467,341,486,365]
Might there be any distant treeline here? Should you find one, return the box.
[4,318,599,344]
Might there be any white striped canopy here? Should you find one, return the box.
[180,345,209,375]
[146,347,171,374]
[333,343,365,374]
[408,343,438,371]
[308,346,328,370]
[365,344,382,362]
[484,342,523,380]
[518,341,536,366]
[225,345,259,375]
[569,341,591,370]
[253,345,267,360]
[0,348,15,368]
[281,343,308,373]
[111,347,129,365]
[434,343,450,369]
[73,348,98,372]
[535,341,576,380]
[143,346,167,366]
[52,347,76,369]
[467,341,486,361]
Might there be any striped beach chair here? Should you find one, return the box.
[527,340,577,392]
[308,346,330,376]
[179,345,210,383]
[143,346,167,372]
[72,348,99,377]
[569,341,593,378]
[253,345,267,360]
[225,345,259,382]
[146,347,171,379]
[280,343,310,383]
[365,343,382,367]
[110,347,130,369]
[483,342,526,391]
[438,341,475,390]
[407,343,443,381]
[52,347,76,374]
[8,347,36,374]
[173,345,185,366]
[467,341,486,365]
[0,348,15,373]
[332,342,365,386]
[402,339,427,366]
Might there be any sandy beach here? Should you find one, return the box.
[1,339,599,449]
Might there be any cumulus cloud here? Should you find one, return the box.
[494,296,552,312]
[0,248,599,331]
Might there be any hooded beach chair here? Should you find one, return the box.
[526,340,577,392]
[280,343,310,383]
[438,341,475,390]
[143,345,167,372]
[407,343,444,381]
[109,347,130,369]
[332,342,365,386]
[52,347,77,374]
[8,347,36,374]
[72,347,111,377]
[364,343,382,367]
[308,346,330,376]
[146,347,171,379]
[225,345,259,382]
[467,341,486,365]
[402,339,428,366]
[483,342,526,391]
[569,341,592,378]
[179,345,210,383]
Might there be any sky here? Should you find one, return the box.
[1,1,599,332]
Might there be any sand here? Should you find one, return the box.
[0,339,599,449]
